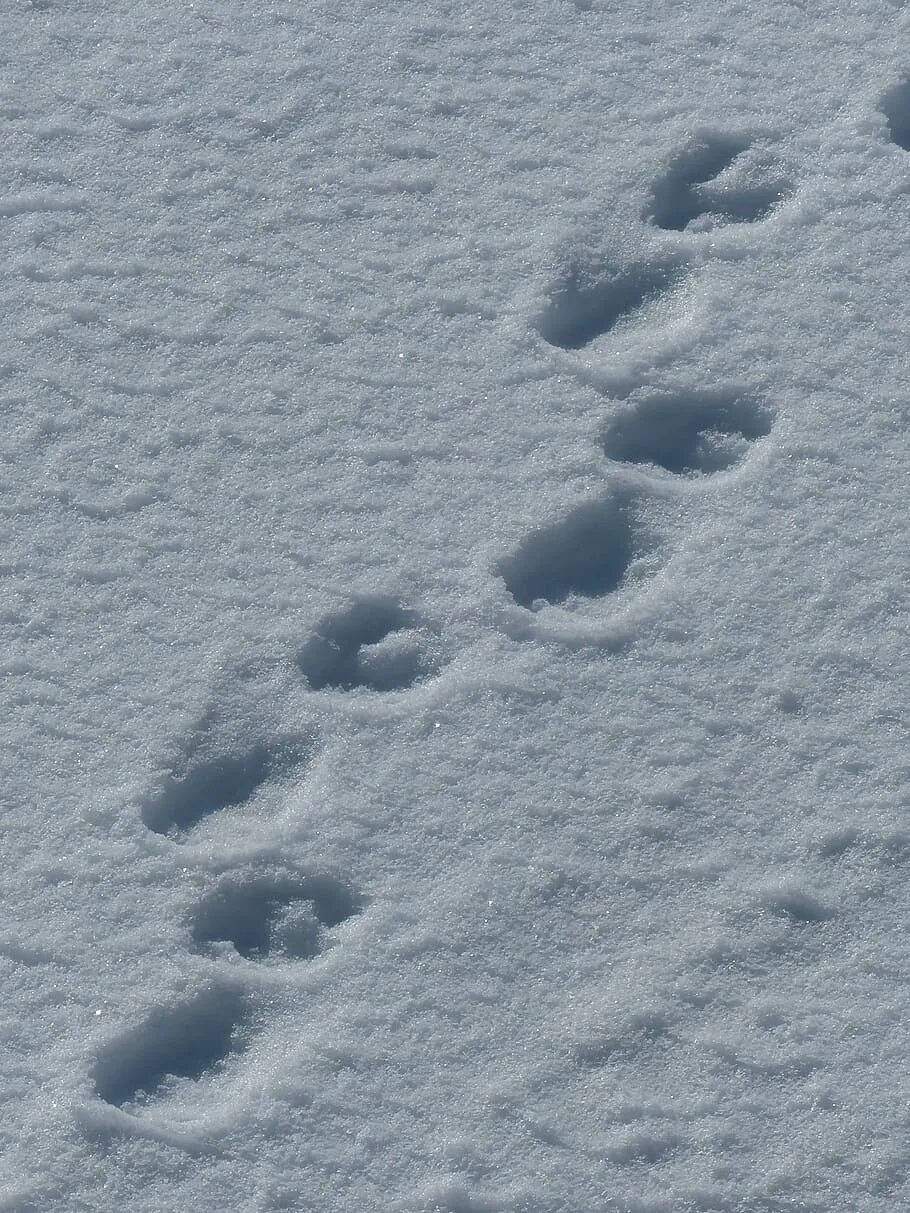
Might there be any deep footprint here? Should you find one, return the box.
[298,597,441,692]
[192,868,362,960]
[882,79,910,150]
[536,258,683,350]
[499,490,653,608]
[646,134,785,231]
[601,388,772,475]
[93,985,253,1109]
[141,733,313,839]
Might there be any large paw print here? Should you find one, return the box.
[92,985,253,1112]
[498,489,655,609]
[191,866,362,962]
[140,729,314,841]
[298,596,443,692]
[646,134,789,232]
[601,388,773,476]
[536,255,684,351]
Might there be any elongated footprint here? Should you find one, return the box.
[92,984,254,1111]
[645,134,787,231]
[141,728,315,841]
[601,387,772,475]
[499,488,658,610]
[536,256,685,351]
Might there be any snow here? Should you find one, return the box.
[5,0,910,1209]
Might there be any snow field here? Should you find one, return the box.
[5,2,910,1210]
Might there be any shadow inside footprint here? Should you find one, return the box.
[141,734,312,839]
[499,491,648,608]
[882,80,910,150]
[93,986,252,1108]
[601,389,772,475]
[647,135,783,230]
[537,259,682,350]
[192,869,362,960]
[298,597,440,692]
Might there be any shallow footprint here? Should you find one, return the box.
[93,985,253,1111]
[298,596,442,692]
[499,489,657,609]
[141,731,314,840]
[601,388,772,475]
[191,866,362,961]
[646,134,786,231]
[536,256,684,350]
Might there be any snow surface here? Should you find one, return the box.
[5,1,910,1209]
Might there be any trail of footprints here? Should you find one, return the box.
[517,92,909,613]
[93,131,781,1129]
[500,387,774,609]
[94,101,906,1139]
[94,599,432,1120]
[506,130,792,611]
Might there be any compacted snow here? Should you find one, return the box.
[5,2,910,1209]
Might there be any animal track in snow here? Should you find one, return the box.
[536,257,684,350]
[298,597,442,692]
[646,134,787,231]
[499,490,657,609]
[191,867,362,961]
[601,388,772,475]
[882,79,910,151]
[141,731,313,840]
[93,985,253,1110]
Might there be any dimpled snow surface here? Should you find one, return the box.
[4,2,910,1210]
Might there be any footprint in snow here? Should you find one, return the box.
[882,79,910,151]
[645,133,789,232]
[140,727,315,842]
[92,984,254,1112]
[191,864,362,962]
[92,868,363,1120]
[535,137,788,350]
[500,388,773,612]
[601,387,773,476]
[498,488,659,610]
[297,596,443,692]
[536,255,684,351]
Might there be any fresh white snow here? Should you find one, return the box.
[5,1,910,1209]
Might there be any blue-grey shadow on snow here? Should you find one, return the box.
[141,734,313,839]
[499,490,651,609]
[883,80,910,150]
[536,259,684,350]
[93,986,253,1109]
[646,134,783,231]
[601,388,773,475]
[192,868,363,961]
[298,596,441,692]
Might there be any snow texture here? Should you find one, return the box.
[4,1,910,1211]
